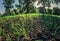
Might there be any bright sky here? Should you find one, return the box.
[0,0,18,14]
[0,0,5,14]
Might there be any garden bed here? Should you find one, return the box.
[0,14,60,41]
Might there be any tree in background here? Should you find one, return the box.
[2,0,60,15]
[17,0,26,14]
[41,0,59,14]
[16,0,36,14]
[25,0,32,13]
[0,13,3,17]
[3,0,15,16]
[0,13,2,17]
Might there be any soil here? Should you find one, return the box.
[0,16,60,41]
